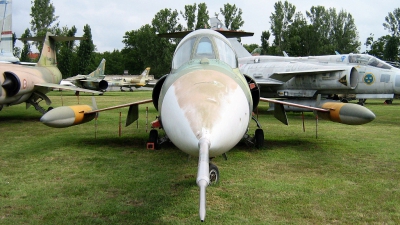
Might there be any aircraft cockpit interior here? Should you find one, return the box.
[171,29,238,71]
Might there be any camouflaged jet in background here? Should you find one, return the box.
[0,32,103,114]
[105,67,153,91]
[64,58,108,92]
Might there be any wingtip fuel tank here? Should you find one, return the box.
[318,102,375,125]
[40,105,96,128]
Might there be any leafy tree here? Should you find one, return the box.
[151,8,182,76]
[305,6,332,54]
[151,8,182,34]
[20,29,32,62]
[365,34,390,59]
[243,44,259,54]
[57,25,77,78]
[260,30,271,55]
[305,6,359,54]
[180,3,197,31]
[219,3,244,30]
[269,0,296,54]
[29,0,59,50]
[283,12,308,56]
[384,35,399,61]
[101,50,125,75]
[383,8,400,37]
[122,26,149,74]
[329,9,360,54]
[195,3,209,29]
[122,20,174,78]
[75,24,95,75]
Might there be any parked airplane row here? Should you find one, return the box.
[0,4,390,222]
[40,29,376,222]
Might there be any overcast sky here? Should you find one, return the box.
[12,0,399,53]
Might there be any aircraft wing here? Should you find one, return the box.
[269,68,346,83]
[40,98,153,128]
[259,97,329,125]
[65,75,89,81]
[84,99,153,114]
[35,83,103,94]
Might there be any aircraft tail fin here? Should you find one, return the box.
[0,0,13,54]
[88,58,106,79]
[139,67,150,84]
[19,33,85,67]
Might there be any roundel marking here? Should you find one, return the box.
[363,73,375,85]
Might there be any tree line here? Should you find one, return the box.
[13,0,400,79]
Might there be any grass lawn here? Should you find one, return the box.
[1,90,399,224]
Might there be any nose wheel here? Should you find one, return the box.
[209,163,219,185]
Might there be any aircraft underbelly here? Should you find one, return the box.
[161,71,250,157]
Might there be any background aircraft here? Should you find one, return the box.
[105,67,153,91]
[0,0,20,63]
[64,58,108,92]
[0,32,103,114]
[238,53,400,107]
[40,29,375,222]
[210,17,400,108]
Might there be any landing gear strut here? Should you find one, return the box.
[358,99,366,106]
[254,129,264,148]
[244,116,265,148]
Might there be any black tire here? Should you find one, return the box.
[147,130,159,149]
[254,129,264,149]
[385,99,393,104]
[209,163,219,185]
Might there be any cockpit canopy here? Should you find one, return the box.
[172,29,238,70]
[348,54,393,70]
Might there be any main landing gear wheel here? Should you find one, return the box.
[385,99,393,104]
[147,130,159,150]
[254,129,264,149]
[209,163,219,185]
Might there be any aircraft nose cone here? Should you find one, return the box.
[161,69,251,156]
[40,106,76,128]
[339,104,376,125]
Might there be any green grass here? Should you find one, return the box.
[1,91,400,224]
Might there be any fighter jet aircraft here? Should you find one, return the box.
[64,58,108,92]
[0,0,20,63]
[238,53,400,107]
[40,29,376,222]
[105,67,153,91]
[210,17,400,108]
[0,32,103,114]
